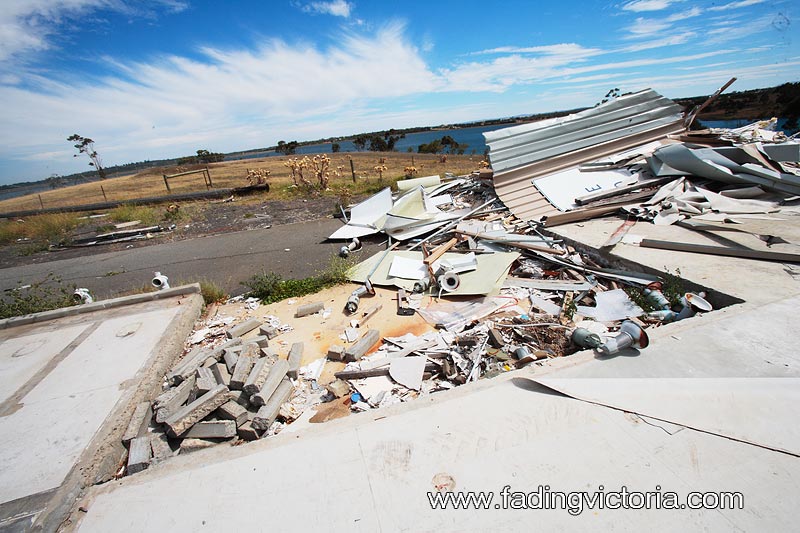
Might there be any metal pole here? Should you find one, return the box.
[163,175,171,193]
[407,198,497,251]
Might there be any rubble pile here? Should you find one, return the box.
[121,313,316,476]
[120,82,800,476]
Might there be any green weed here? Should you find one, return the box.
[0,274,77,319]
[242,254,353,304]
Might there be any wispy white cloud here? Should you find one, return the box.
[0,22,439,168]
[303,0,353,18]
[708,0,765,12]
[705,13,777,44]
[471,43,604,60]
[618,31,696,52]
[624,16,674,38]
[621,0,679,13]
[666,7,702,22]
[0,0,187,64]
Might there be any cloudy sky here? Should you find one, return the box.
[0,0,796,184]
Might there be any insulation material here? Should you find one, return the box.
[349,251,519,296]
[576,289,643,322]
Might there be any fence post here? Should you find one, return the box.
[38,194,44,209]
[350,159,356,183]
[163,174,171,193]
[100,185,107,201]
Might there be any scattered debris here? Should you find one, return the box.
[120,81,800,477]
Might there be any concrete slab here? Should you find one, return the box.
[0,287,203,531]
[74,377,799,532]
[548,215,800,307]
[0,324,89,404]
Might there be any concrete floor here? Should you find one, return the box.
[69,213,800,532]
[0,288,203,532]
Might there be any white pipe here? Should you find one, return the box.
[73,288,93,304]
[437,271,460,292]
[152,272,170,290]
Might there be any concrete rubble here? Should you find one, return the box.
[104,84,799,528]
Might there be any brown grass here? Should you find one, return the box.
[0,152,485,213]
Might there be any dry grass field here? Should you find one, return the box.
[0,151,486,213]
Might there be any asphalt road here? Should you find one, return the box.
[0,217,386,300]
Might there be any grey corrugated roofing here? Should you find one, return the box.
[484,89,685,221]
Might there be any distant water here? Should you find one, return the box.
[228,124,509,161]
[230,118,797,163]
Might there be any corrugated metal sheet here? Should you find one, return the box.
[484,89,685,221]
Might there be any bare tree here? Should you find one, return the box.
[67,134,107,179]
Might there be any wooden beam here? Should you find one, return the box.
[639,239,800,263]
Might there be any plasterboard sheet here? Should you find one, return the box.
[535,377,800,456]
[533,167,640,212]
[388,256,436,280]
[395,175,440,191]
[349,251,519,296]
[329,187,392,240]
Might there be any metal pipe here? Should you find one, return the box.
[407,198,497,251]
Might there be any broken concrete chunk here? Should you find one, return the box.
[250,359,289,407]
[183,420,237,439]
[252,378,293,431]
[344,329,380,362]
[163,385,230,437]
[166,346,204,385]
[212,362,231,387]
[237,422,261,441]
[325,379,351,398]
[228,389,249,407]
[287,342,303,380]
[127,436,151,474]
[230,354,256,391]
[223,350,239,374]
[226,317,262,339]
[259,324,279,339]
[327,344,345,361]
[195,367,217,395]
[149,433,174,464]
[216,400,248,427]
[122,401,152,446]
[243,357,273,395]
[250,335,270,348]
[167,338,242,385]
[295,302,324,318]
[154,375,196,423]
[202,357,217,368]
[179,438,220,455]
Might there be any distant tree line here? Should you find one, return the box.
[176,149,225,165]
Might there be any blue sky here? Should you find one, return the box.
[0,0,797,185]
